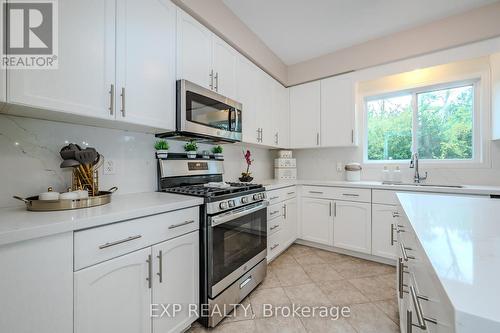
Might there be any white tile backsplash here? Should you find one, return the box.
[0,115,274,208]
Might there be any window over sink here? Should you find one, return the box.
[365,81,478,164]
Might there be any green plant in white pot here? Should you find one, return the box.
[184,140,198,159]
[212,145,223,160]
[154,140,169,159]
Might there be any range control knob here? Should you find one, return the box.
[228,200,235,208]
[241,197,249,204]
[219,202,228,210]
[253,194,261,201]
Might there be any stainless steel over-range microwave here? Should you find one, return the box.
[160,80,243,143]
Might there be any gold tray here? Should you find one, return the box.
[14,187,118,211]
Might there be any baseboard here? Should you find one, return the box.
[294,239,396,266]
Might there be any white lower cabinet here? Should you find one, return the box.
[333,201,371,254]
[282,198,298,247]
[74,248,152,333]
[152,232,199,333]
[266,187,298,260]
[0,233,73,333]
[75,225,199,333]
[372,204,399,259]
[300,197,334,246]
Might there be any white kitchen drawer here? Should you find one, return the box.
[267,229,284,261]
[267,202,283,221]
[372,190,403,205]
[267,215,283,236]
[74,207,199,270]
[267,186,297,205]
[301,186,371,203]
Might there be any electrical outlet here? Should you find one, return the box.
[336,162,343,172]
[103,159,116,175]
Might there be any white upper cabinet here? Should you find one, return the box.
[491,53,500,140]
[272,80,289,148]
[237,57,260,144]
[176,10,238,100]
[115,0,176,131]
[320,75,356,147]
[8,0,116,119]
[212,36,238,99]
[152,232,199,333]
[333,201,371,254]
[290,81,321,148]
[176,9,213,90]
[257,71,275,146]
[74,248,152,333]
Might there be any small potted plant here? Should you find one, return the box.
[212,145,224,160]
[239,149,254,182]
[184,140,198,159]
[154,140,169,159]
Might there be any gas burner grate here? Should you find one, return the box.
[163,182,262,198]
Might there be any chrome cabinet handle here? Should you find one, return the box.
[120,87,126,117]
[334,202,337,217]
[98,235,142,249]
[316,133,320,146]
[108,84,115,115]
[390,224,397,246]
[351,129,354,144]
[168,219,195,229]
[275,132,279,145]
[209,69,214,90]
[409,285,437,330]
[270,224,279,230]
[269,196,279,200]
[214,72,219,92]
[260,128,263,142]
[240,276,252,289]
[270,244,279,250]
[398,258,404,299]
[329,201,332,217]
[287,192,295,195]
[309,191,323,194]
[270,210,280,216]
[156,250,163,283]
[146,254,152,289]
[400,242,415,261]
[342,193,359,197]
[283,204,287,219]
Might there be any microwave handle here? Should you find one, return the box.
[231,108,240,132]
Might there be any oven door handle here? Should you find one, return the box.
[211,201,268,227]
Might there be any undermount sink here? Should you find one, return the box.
[382,182,464,188]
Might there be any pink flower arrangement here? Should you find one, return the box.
[243,149,253,175]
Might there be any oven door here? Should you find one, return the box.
[178,80,242,142]
[208,201,267,297]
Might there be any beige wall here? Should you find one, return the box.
[172,0,288,85]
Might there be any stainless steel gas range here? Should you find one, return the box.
[158,156,267,327]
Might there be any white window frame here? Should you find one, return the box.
[363,79,484,167]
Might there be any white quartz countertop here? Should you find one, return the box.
[260,179,500,195]
[397,192,500,330]
[0,192,203,247]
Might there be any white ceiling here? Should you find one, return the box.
[223,0,499,65]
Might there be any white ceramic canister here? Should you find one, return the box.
[345,162,362,181]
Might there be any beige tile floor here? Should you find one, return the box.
[188,244,399,333]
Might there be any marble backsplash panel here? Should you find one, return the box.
[0,115,274,208]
